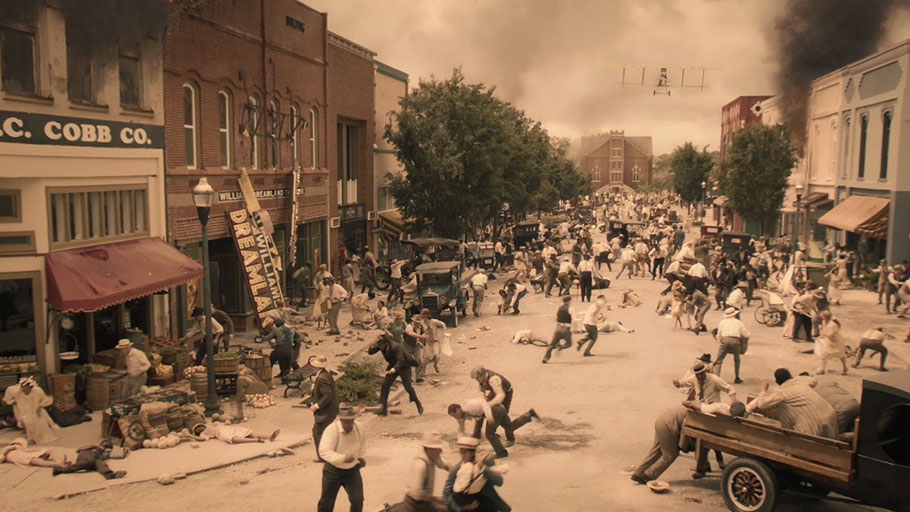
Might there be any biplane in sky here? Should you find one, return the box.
[617,65,714,95]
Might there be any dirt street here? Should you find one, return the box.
[5,226,904,512]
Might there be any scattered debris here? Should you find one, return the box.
[389,408,402,415]
[477,326,491,331]
[684,497,702,504]
[239,480,250,485]
[468,347,477,350]
[390,399,401,406]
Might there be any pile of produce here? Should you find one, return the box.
[183,366,206,379]
[154,364,173,377]
[63,363,110,377]
[142,430,188,449]
[245,393,276,409]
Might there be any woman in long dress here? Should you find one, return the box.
[1,377,58,444]
[190,422,279,444]
[815,310,847,375]
[826,267,844,305]
[313,278,331,330]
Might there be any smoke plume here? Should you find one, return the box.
[773,0,900,147]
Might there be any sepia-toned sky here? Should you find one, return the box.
[306,0,910,155]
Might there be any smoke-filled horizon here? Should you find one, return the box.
[305,0,909,155]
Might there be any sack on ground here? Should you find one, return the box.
[139,401,171,439]
[117,413,147,450]
[165,404,184,432]
[180,403,206,430]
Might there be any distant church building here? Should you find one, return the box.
[581,131,653,192]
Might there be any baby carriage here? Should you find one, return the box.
[753,289,787,327]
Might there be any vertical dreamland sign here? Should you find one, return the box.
[226,208,285,330]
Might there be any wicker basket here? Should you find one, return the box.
[212,353,240,375]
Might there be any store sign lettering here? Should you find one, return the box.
[227,208,285,329]
[218,187,306,203]
[0,110,164,149]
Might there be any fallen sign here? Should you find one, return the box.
[226,208,285,330]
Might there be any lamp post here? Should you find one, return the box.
[700,180,706,220]
[792,184,804,255]
[192,178,221,417]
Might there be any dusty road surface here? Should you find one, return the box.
[4,228,905,512]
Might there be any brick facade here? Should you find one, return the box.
[581,131,653,192]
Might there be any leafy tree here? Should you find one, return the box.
[385,69,585,238]
[670,142,714,206]
[717,124,797,235]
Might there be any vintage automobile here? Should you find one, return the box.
[700,224,723,241]
[512,221,543,251]
[607,219,646,247]
[414,261,475,327]
[683,370,910,512]
[719,231,753,256]
[400,238,463,268]
[650,207,669,220]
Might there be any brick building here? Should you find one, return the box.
[163,0,332,331]
[326,31,376,273]
[718,95,771,232]
[581,131,653,192]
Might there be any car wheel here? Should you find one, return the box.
[375,268,391,290]
[721,458,779,512]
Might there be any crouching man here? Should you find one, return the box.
[443,437,510,512]
[403,432,450,512]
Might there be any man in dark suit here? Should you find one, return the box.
[308,355,338,463]
[368,335,423,416]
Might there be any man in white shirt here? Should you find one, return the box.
[117,339,151,398]
[447,398,537,459]
[326,277,349,335]
[387,258,408,304]
[714,307,749,383]
[576,296,610,356]
[318,407,366,512]
[577,255,596,302]
[403,432,450,510]
[616,247,636,279]
[506,282,528,315]
[471,271,489,317]
[633,238,650,277]
[182,307,224,365]
[557,258,577,296]
[726,282,747,312]
[493,241,505,272]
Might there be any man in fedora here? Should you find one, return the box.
[714,307,749,384]
[318,407,366,512]
[403,432,451,511]
[443,437,511,512]
[367,335,424,416]
[117,339,150,399]
[308,355,338,463]
[542,295,573,364]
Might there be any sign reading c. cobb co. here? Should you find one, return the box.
[0,110,164,149]
[226,208,285,329]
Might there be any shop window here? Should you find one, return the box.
[66,24,94,102]
[857,114,868,179]
[880,111,891,180]
[309,107,318,168]
[337,121,359,204]
[119,49,141,109]
[0,189,21,222]
[876,404,910,465]
[0,20,36,95]
[218,90,232,168]
[0,278,37,360]
[183,82,199,168]
[49,187,148,248]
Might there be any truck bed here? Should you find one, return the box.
[682,408,856,488]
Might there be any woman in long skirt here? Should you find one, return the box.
[815,310,847,375]
[826,267,844,305]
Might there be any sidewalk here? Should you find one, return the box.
[1,304,385,502]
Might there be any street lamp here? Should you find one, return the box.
[700,180,707,220]
[792,184,804,255]
[192,177,221,417]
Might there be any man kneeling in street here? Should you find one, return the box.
[448,398,537,459]
[443,437,511,512]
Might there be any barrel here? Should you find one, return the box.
[244,354,271,388]
[190,373,208,402]
[86,375,110,411]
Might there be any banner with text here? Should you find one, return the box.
[226,208,285,329]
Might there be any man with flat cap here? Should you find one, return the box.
[307,355,338,462]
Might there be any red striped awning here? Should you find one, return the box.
[46,237,203,312]
[818,195,889,239]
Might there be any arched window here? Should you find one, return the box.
[880,110,891,180]
[248,95,260,169]
[182,82,199,168]
[218,89,232,169]
[309,107,318,168]
[290,104,299,167]
[269,99,280,169]
[858,114,868,179]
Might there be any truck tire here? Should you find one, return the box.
[721,457,779,512]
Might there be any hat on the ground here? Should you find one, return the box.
[724,307,740,318]
[421,431,446,450]
[692,363,708,374]
[697,353,712,363]
[338,407,357,420]
[456,436,480,450]
[562,295,572,303]
[115,339,133,349]
[309,355,328,369]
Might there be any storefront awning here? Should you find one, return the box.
[46,237,203,313]
[379,209,405,240]
[797,192,830,209]
[713,195,728,206]
[817,195,890,239]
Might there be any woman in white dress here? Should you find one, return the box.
[826,267,844,305]
[815,310,847,375]
[1,377,58,444]
[190,422,279,444]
